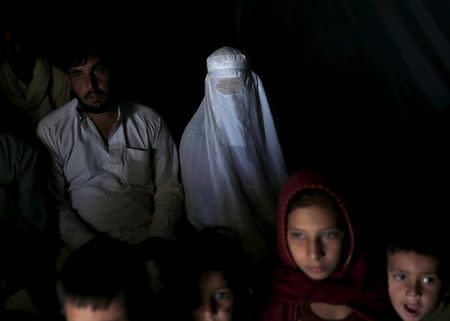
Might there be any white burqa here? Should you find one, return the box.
[180,47,287,263]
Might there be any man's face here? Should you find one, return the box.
[388,251,441,321]
[67,56,112,113]
[64,298,129,321]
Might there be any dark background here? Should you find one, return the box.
[3,0,450,247]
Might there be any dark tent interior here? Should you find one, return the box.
[1,0,449,319]
[28,0,448,228]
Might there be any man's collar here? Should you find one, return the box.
[75,101,122,121]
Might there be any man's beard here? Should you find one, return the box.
[77,91,116,114]
[78,101,113,114]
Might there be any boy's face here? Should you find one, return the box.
[388,251,441,321]
[286,205,345,280]
[64,298,129,321]
[192,270,234,321]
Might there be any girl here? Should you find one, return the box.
[259,170,388,321]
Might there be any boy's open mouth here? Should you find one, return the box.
[404,303,420,315]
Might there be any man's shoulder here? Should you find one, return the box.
[36,99,77,143]
[38,98,77,129]
[121,101,163,122]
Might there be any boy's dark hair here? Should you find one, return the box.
[57,237,152,320]
[178,226,250,321]
[387,232,443,258]
[190,227,247,288]
[386,221,449,291]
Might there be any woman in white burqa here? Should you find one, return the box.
[180,46,287,265]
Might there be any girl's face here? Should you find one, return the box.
[192,270,234,321]
[287,205,345,280]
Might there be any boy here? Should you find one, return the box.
[387,225,449,321]
[57,237,153,321]
[168,227,251,321]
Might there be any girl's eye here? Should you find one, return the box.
[291,231,304,239]
[322,231,337,239]
[394,273,406,281]
[422,277,435,284]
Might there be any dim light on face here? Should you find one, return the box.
[388,252,441,321]
[192,270,234,321]
[286,205,345,280]
[64,298,129,321]
[67,56,112,111]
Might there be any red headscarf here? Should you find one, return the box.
[260,170,388,321]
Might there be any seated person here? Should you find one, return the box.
[36,39,184,256]
[57,237,153,321]
[387,220,449,321]
[0,31,71,133]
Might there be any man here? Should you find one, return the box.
[0,31,71,133]
[36,44,183,255]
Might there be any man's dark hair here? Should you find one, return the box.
[60,34,113,73]
[57,237,152,320]
[64,45,111,72]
